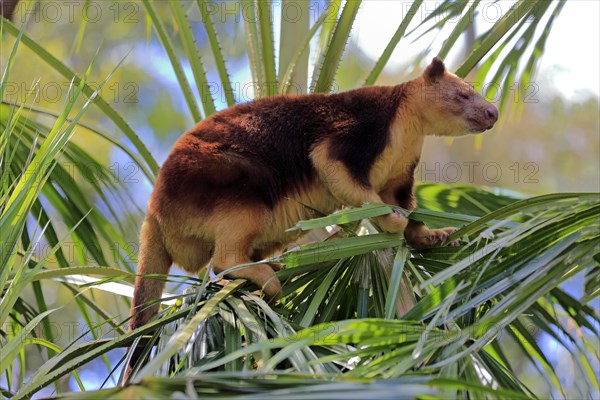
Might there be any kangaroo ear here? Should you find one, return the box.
[423,57,446,84]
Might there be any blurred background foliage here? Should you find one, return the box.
[0,0,598,398]
[3,0,598,193]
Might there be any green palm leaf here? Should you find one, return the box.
[313,0,361,93]
[141,0,202,121]
[169,0,217,117]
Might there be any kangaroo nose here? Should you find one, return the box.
[485,106,498,123]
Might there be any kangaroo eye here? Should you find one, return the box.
[459,92,470,100]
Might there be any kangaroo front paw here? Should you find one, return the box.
[439,227,461,247]
[407,226,460,249]
[375,210,409,233]
[261,276,283,302]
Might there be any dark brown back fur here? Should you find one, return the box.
[153,85,407,215]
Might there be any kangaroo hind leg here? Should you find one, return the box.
[211,207,282,300]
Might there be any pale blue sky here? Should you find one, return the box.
[353,0,599,101]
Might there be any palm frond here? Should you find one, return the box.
[312,0,361,93]
[169,0,217,117]
[141,0,202,121]
[196,0,236,107]
[1,18,158,177]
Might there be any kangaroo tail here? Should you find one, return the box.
[126,213,172,379]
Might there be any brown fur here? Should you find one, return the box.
[126,58,498,373]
